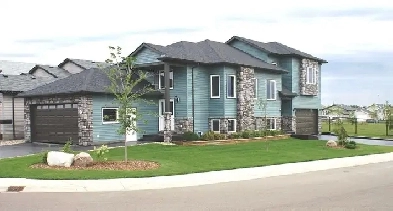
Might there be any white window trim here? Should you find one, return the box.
[267,79,276,101]
[211,119,221,132]
[227,75,236,98]
[102,107,119,124]
[210,75,220,98]
[253,78,258,99]
[306,67,317,85]
[227,119,237,132]
[158,70,174,90]
[267,118,277,130]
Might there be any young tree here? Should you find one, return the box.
[104,46,155,162]
[256,99,269,151]
[368,103,379,122]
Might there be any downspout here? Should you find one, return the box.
[12,95,15,140]
[191,64,199,133]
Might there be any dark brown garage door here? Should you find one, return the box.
[31,104,78,144]
[295,109,318,135]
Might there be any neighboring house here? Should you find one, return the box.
[322,104,357,119]
[0,74,56,140]
[354,109,371,122]
[0,59,105,140]
[18,36,327,145]
[58,58,111,74]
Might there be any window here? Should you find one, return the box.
[228,119,236,132]
[227,75,236,98]
[210,75,220,98]
[306,67,317,84]
[266,118,277,130]
[159,70,173,89]
[252,78,257,99]
[160,100,174,115]
[267,80,276,100]
[211,119,220,132]
[102,108,119,124]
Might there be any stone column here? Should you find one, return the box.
[164,112,172,143]
[237,67,255,131]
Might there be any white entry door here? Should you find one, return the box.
[126,108,137,142]
[158,99,175,131]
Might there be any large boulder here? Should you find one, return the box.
[326,140,338,148]
[73,152,94,167]
[47,151,75,167]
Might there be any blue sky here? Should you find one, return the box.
[1,0,392,106]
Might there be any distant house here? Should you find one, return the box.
[354,109,371,122]
[0,58,108,140]
[321,104,357,119]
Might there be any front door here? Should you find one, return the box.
[158,99,174,131]
[126,108,137,142]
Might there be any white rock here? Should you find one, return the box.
[47,151,75,167]
[326,140,338,148]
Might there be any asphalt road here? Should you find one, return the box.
[1,162,393,211]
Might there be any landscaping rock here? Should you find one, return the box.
[47,151,75,167]
[326,140,338,148]
[73,152,93,167]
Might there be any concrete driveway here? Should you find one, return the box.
[0,142,136,159]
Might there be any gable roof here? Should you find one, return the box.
[0,74,57,93]
[18,68,159,97]
[134,40,288,73]
[28,65,71,78]
[226,36,327,63]
[0,60,36,75]
[58,58,111,70]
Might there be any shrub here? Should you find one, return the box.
[93,145,109,161]
[230,132,242,139]
[265,130,271,136]
[254,130,261,137]
[259,130,265,137]
[270,130,277,136]
[62,138,73,154]
[183,131,199,141]
[345,140,357,149]
[242,130,252,139]
[201,131,215,141]
[41,150,49,164]
[214,134,226,140]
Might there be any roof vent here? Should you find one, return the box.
[3,75,8,78]
[31,75,36,79]
[271,62,277,66]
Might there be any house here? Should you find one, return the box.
[18,36,327,145]
[0,74,56,140]
[0,59,112,141]
[58,58,111,74]
[354,108,371,122]
[321,104,357,119]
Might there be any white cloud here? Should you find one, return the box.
[1,0,393,64]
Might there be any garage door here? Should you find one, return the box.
[31,103,78,144]
[295,109,318,135]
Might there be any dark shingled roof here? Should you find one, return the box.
[154,40,288,73]
[226,36,327,63]
[17,68,159,97]
[0,74,57,93]
[58,58,112,70]
[279,86,297,98]
[31,65,71,78]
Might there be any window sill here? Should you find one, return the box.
[226,96,236,99]
[102,121,119,125]
[210,96,221,99]
[267,99,276,101]
[159,88,174,90]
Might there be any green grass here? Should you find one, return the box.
[1,139,393,180]
[322,121,393,138]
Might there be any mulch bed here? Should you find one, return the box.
[30,160,160,171]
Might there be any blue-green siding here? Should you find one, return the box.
[230,40,268,62]
[92,94,158,141]
[190,66,210,133]
[291,58,321,114]
[134,47,160,64]
[254,70,282,117]
[223,66,237,117]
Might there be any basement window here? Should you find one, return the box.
[211,119,220,132]
[102,108,119,124]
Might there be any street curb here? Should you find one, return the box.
[1,152,393,193]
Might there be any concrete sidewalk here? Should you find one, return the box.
[1,152,393,193]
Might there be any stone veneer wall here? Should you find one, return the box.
[24,95,93,146]
[299,58,319,96]
[236,67,255,131]
[174,117,193,134]
[254,117,282,131]
[281,116,296,132]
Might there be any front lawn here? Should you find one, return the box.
[322,121,393,138]
[1,139,392,180]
